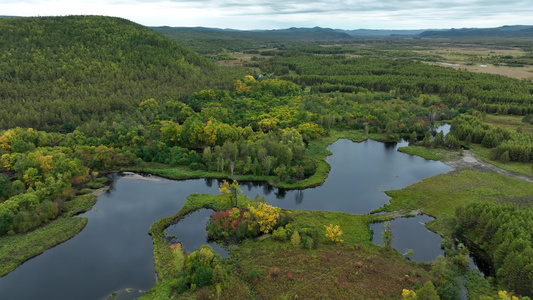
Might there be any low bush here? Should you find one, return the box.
[272,227,288,241]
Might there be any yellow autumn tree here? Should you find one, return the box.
[160,120,182,143]
[248,202,281,234]
[203,119,218,146]
[324,224,343,243]
[1,153,11,171]
[498,291,519,300]
[38,154,54,177]
[233,80,252,93]
[402,289,417,300]
[219,179,242,207]
[0,130,14,151]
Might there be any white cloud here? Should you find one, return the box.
[1,0,532,29]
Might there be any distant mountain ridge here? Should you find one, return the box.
[418,25,533,38]
[153,26,354,41]
[337,29,428,37]
[156,25,533,40]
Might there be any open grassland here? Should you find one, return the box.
[424,62,533,80]
[130,164,278,184]
[233,240,431,299]
[483,114,533,134]
[417,44,533,80]
[397,146,453,161]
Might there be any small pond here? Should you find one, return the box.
[0,136,452,300]
[165,209,229,258]
[370,215,445,262]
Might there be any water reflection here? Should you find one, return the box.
[370,215,445,262]
[165,209,229,258]
[295,190,304,204]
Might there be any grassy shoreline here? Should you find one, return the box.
[129,130,374,190]
[0,217,88,277]
[374,169,533,235]
[0,193,97,277]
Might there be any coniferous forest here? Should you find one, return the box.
[2,15,533,299]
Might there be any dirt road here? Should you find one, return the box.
[444,150,533,183]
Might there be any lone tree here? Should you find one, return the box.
[382,221,394,251]
[219,179,242,207]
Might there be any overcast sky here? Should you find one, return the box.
[1,0,532,30]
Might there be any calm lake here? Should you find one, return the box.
[0,137,452,300]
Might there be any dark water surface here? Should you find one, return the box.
[0,138,451,300]
[370,215,445,262]
[165,209,230,258]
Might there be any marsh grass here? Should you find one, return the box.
[376,169,533,234]
[0,217,87,277]
[0,194,97,277]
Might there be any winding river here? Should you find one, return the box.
[0,136,452,300]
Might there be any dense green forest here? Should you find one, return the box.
[249,54,533,115]
[457,202,533,297]
[0,16,246,131]
[2,15,533,299]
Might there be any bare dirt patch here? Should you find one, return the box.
[444,150,533,183]
[425,61,533,80]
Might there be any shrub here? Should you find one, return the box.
[416,281,439,300]
[196,286,212,300]
[272,227,288,241]
[291,230,301,247]
[248,268,260,281]
[237,219,257,239]
[303,237,314,250]
[267,268,280,279]
[182,245,220,292]
[212,265,226,284]
[191,265,213,288]
[208,208,260,241]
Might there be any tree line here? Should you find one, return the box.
[456,202,533,296]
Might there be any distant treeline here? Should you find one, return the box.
[246,54,533,115]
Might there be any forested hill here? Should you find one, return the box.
[152,26,353,54]
[0,16,243,131]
